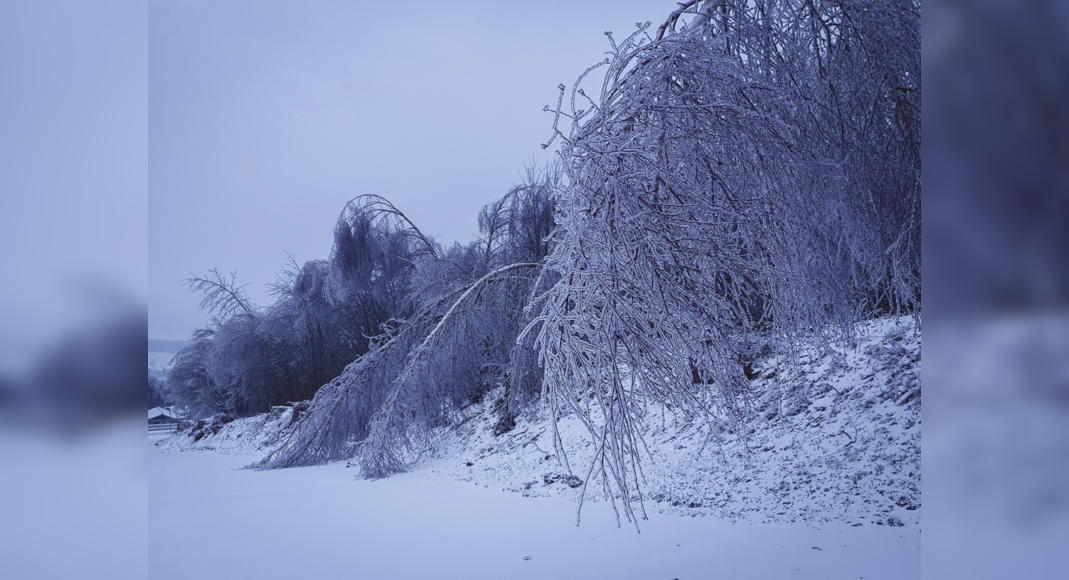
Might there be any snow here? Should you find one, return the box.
[150,315,921,578]
[149,445,919,579]
[3,420,147,580]
[423,316,921,528]
[153,403,299,454]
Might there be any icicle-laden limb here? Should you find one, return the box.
[253,313,428,469]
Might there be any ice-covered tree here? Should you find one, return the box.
[533,0,920,526]
[169,196,429,420]
[258,173,558,471]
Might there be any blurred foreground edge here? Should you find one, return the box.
[924,0,1069,578]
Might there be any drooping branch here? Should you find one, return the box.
[185,268,258,322]
[359,262,540,478]
[343,194,440,259]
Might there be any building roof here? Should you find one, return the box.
[148,407,176,420]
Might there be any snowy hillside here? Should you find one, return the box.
[157,315,920,529]
[154,402,303,456]
[422,316,920,528]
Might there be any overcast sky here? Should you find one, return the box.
[149,0,679,340]
[1,1,146,373]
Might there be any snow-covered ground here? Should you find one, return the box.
[149,444,918,579]
[4,420,147,580]
[151,316,920,578]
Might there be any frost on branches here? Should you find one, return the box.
[533,0,919,527]
[257,175,558,472]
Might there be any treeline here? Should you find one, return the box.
[164,166,558,419]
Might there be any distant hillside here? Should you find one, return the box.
[149,339,188,353]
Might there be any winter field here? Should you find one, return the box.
[150,316,921,579]
[149,443,918,580]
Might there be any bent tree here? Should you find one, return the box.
[534,0,920,527]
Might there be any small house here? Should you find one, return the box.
[148,407,180,426]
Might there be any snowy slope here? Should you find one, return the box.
[158,316,921,529]
[153,403,301,456]
[419,316,920,528]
